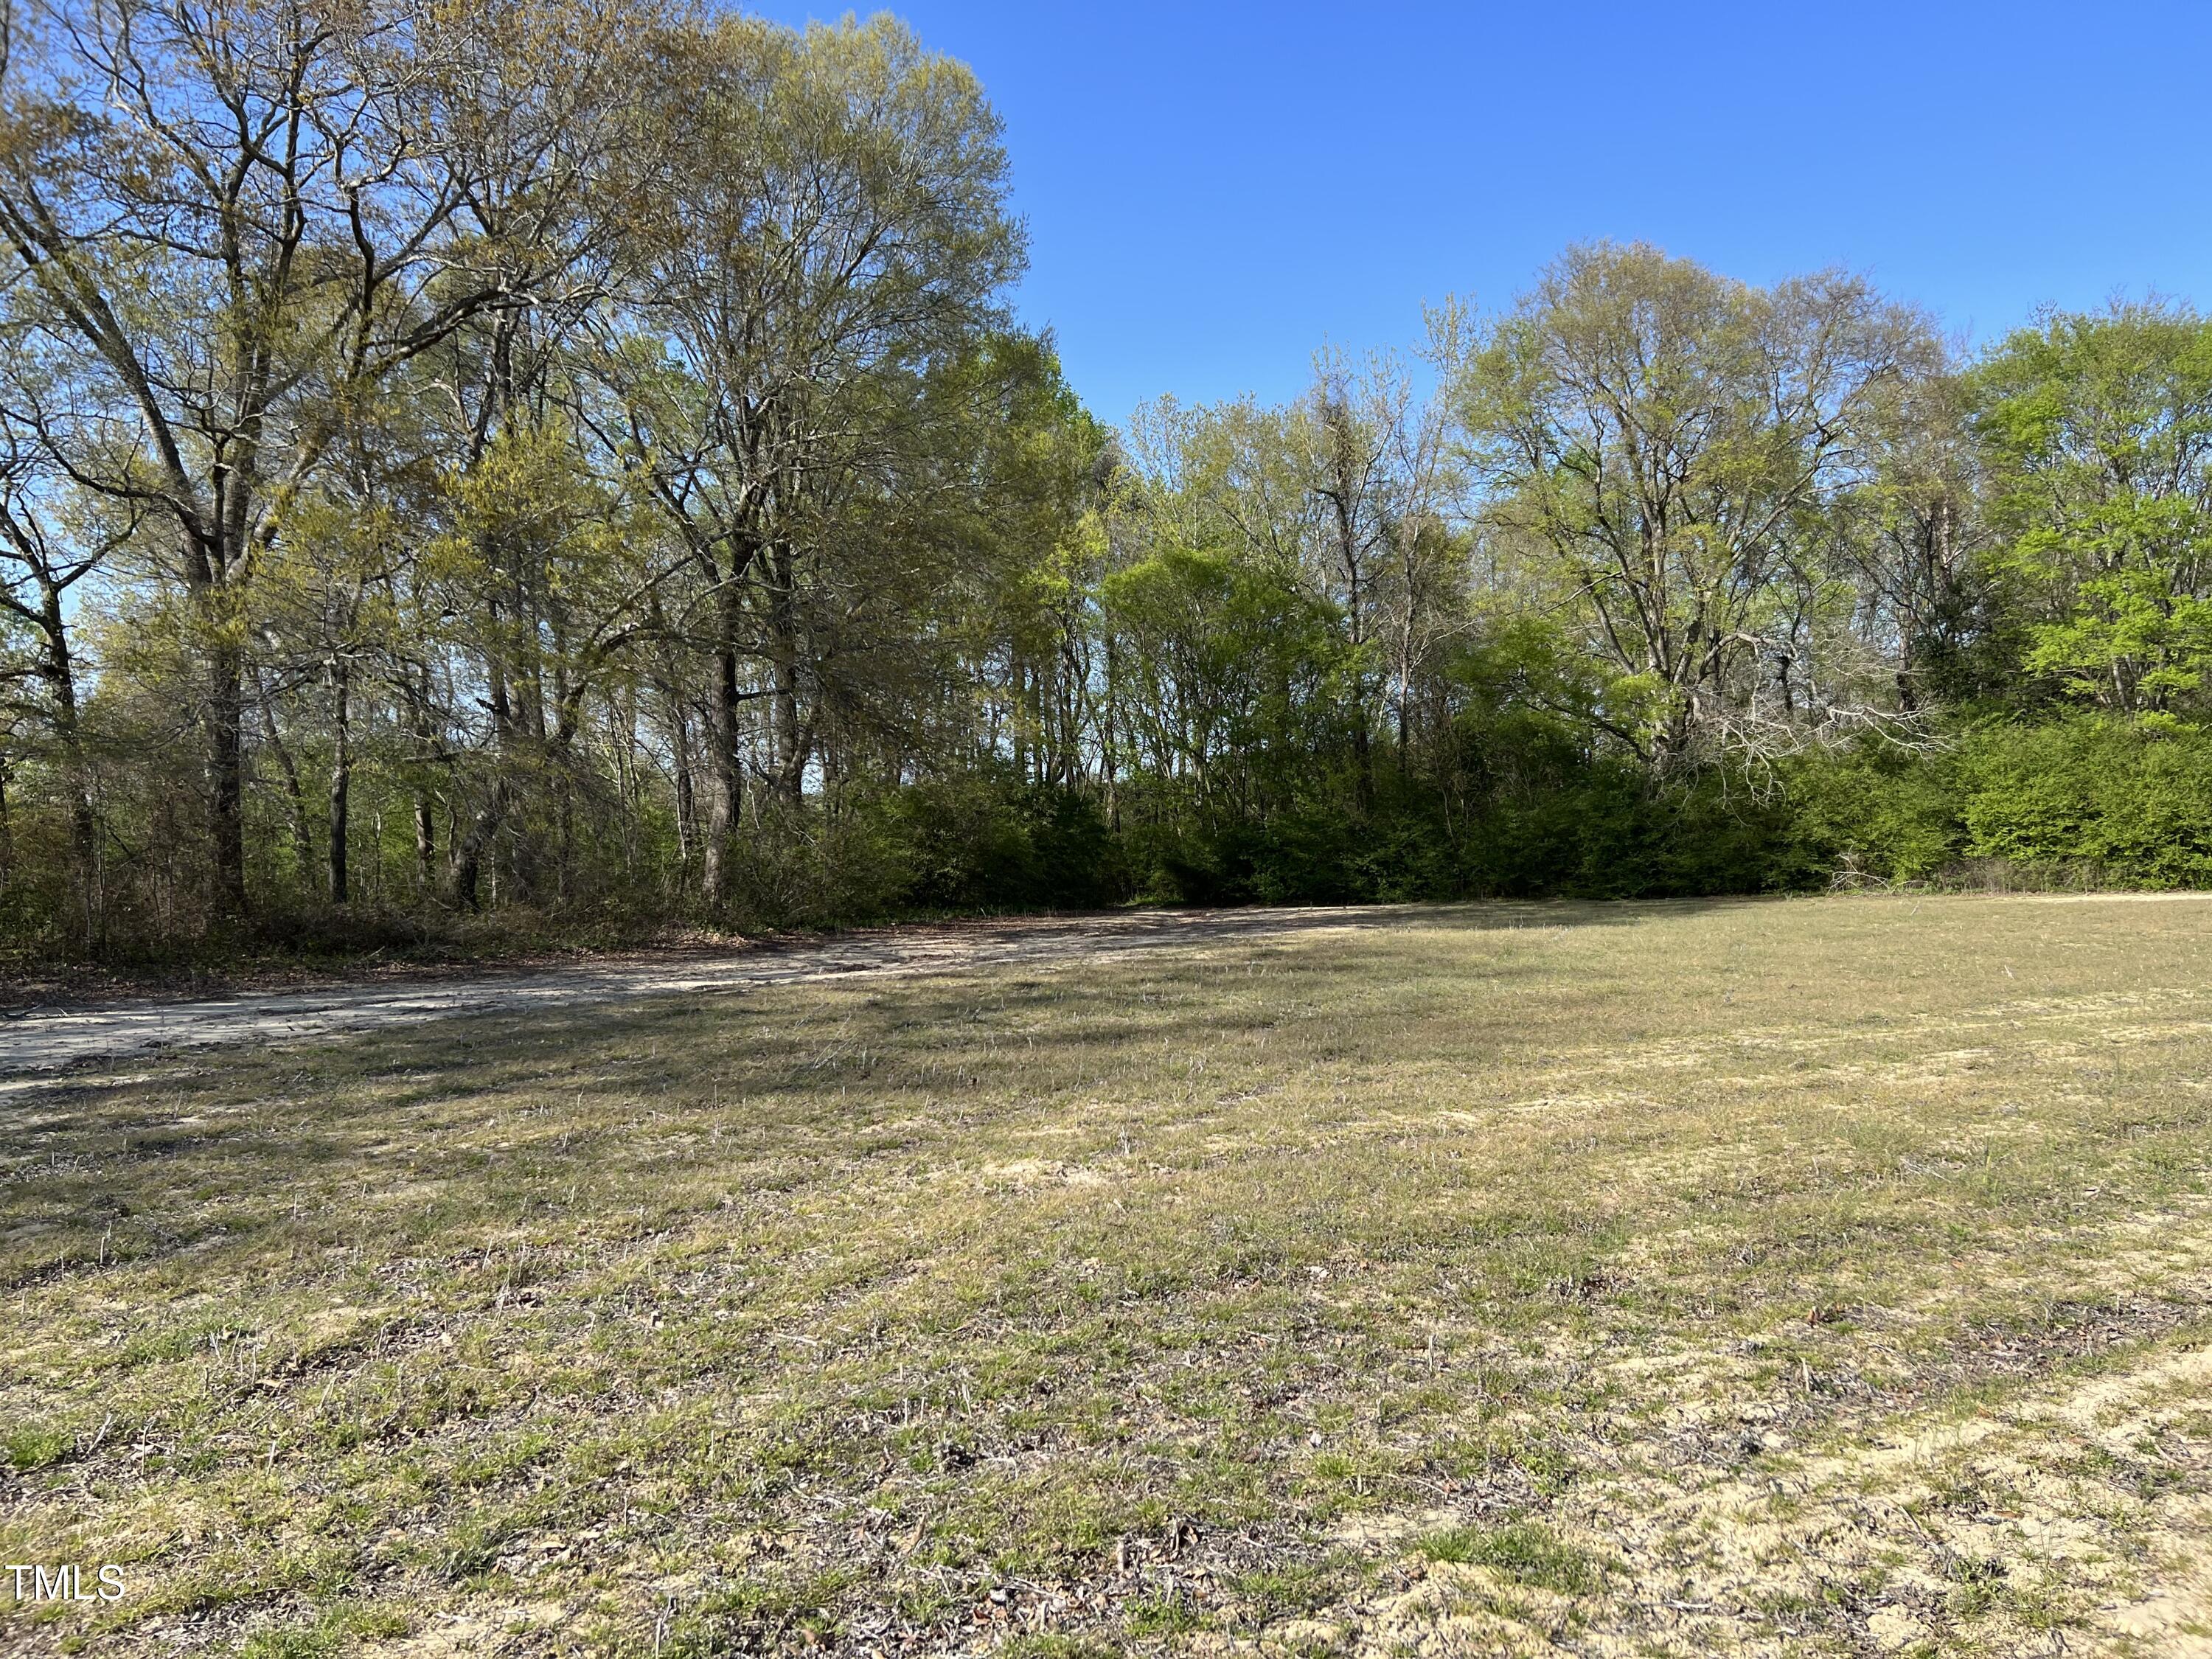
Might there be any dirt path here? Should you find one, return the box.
[0,907,1387,1082]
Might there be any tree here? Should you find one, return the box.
[1453,243,1938,773]
[1971,302,2212,717]
[0,0,638,917]
[1827,364,2003,712]
[0,334,142,914]
[611,12,1024,903]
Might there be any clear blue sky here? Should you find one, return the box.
[754,1,2212,425]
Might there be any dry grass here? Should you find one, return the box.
[4,894,2212,1658]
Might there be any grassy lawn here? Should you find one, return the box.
[7,894,2212,1657]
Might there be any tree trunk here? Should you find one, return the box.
[1330,491,1374,813]
[327,657,351,905]
[36,575,97,897]
[451,616,520,912]
[398,669,440,894]
[768,540,804,804]
[1104,633,1121,831]
[254,678,313,885]
[448,776,514,911]
[0,755,14,892]
[667,684,698,872]
[701,580,743,905]
[415,796,437,891]
[208,639,249,917]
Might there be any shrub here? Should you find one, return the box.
[1785,716,2212,888]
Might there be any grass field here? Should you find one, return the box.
[6,895,2212,1658]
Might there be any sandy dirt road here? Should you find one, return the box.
[0,907,1389,1082]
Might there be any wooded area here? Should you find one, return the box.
[1,0,2209,964]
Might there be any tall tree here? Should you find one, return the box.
[611,12,1023,903]
[0,0,636,915]
[1971,302,2212,716]
[1454,243,1937,773]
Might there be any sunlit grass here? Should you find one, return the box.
[5,894,2212,1655]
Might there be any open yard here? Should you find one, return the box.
[6,894,2212,1658]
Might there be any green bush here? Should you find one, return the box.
[1784,740,1969,884]
[1786,717,2212,888]
[771,718,2212,919]
[870,773,1127,913]
[1955,718,2212,885]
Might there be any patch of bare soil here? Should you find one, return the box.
[1233,1312,2212,1657]
[0,906,1396,1079]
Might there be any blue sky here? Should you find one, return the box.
[754,2,2212,425]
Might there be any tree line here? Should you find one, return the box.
[1,0,2208,962]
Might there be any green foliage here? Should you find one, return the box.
[1416,1520,1607,1595]
[1972,304,2212,715]
[14,52,2212,977]
[1789,717,2212,888]
[1102,544,1349,796]
[1453,243,1937,773]
[1954,720,2212,884]
[872,774,1125,912]
[1784,741,1967,884]
[3,1424,73,1472]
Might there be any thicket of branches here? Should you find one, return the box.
[2,0,2208,962]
